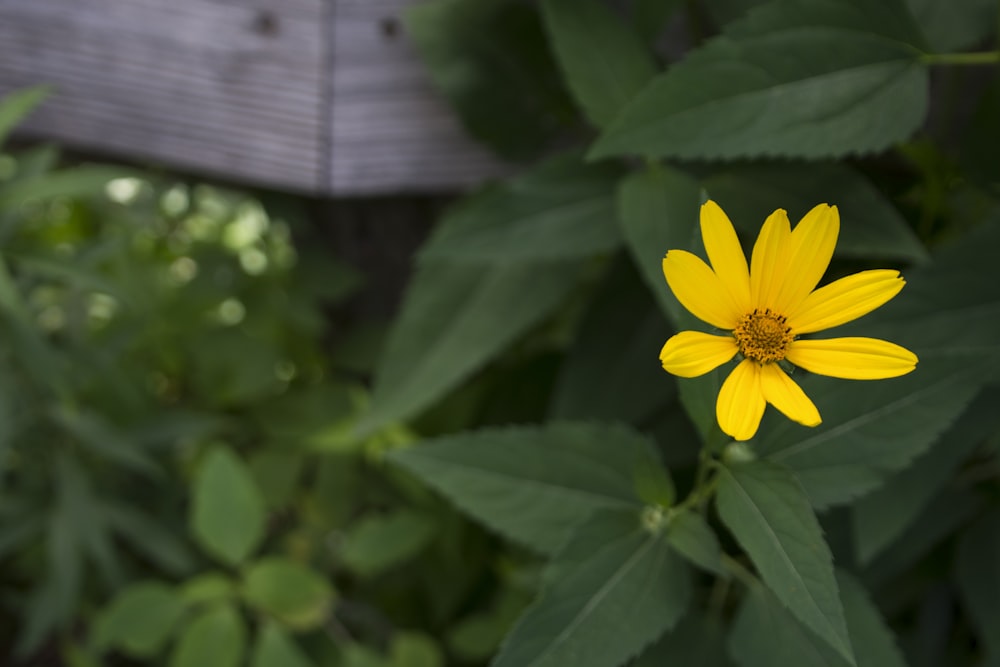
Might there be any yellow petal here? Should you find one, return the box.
[773,204,839,313]
[749,209,791,311]
[786,337,918,380]
[759,363,821,427]
[716,359,766,441]
[786,270,905,335]
[660,331,738,378]
[700,200,752,313]
[662,250,742,330]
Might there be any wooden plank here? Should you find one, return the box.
[327,0,512,194]
[0,0,326,192]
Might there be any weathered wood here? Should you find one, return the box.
[0,0,510,195]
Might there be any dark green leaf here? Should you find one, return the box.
[549,257,676,424]
[837,571,906,667]
[190,446,266,566]
[405,0,573,159]
[0,86,48,148]
[540,0,657,127]
[104,505,197,577]
[94,581,185,657]
[361,259,581,433]
[905,0,996,51]
[717,461,854,664]
[50,407,159,476]
[634,611,733,667]
[631,0,688,45]
[419,155,621,263]
[389,632,445,667]
[389,422,660,554]
[955,507,1000,658]
[251,623,315,667]
[338,511,437,578]
[0,166,130,207]
[704,162,928,263]
[666,510,725,576]
[852,386,1000,564]
[168,604,246,667]
[590,0,928,160]
[492,509,691,667]
[242,558,334,631]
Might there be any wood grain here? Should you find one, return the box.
[0,0,510,194]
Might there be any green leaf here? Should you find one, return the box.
[634,611,733,667]
[94,581,185,658]
[956,507,1000,658]
[616,164,702,324]
[905,0,996,51]
[389,632,445,667]
[248,450,305,509]
[168,604,246,667]
[180,573,238,606]
[389,422,660,554]
[0,86,48,148]
[836,572,906,667]
[492,508,691,667]
[405,0,573,160]
[419,155,621,263]
[0,166,131,208]
[540,0,657,127]
[631,0,688,45]
[50,407,159,476]
[851,387,1000,564]
[666,510,725,576]
[242,557,334,631]
[549,257,676,425]
[338,511,437,578]
[190,446,266,566]
[590,0,928,160]
[361,259,581,433]
[716,461,854,664]
[251,623,314,667]
[703,162,928,263]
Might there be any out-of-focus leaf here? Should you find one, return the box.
[190,446,266,566]
[446,589,529,662]
[248,450,305,509]
[0,166,130,207]
[549,257,675,424]
[405,0,573,160]
[852,387,1000,564]
[955,507,1000,659]
[631,0,688,45]
[634,612,733,667]
[180,573,238,606]
[168,604,246,667]
[0,86,48,148]
[590,0,928,161]
[250,622,314,667]
[540,0,657,127]
[389,422,662,554]
[905,0,996,51]
[666,510,724,576]
[93,581,185,658]
[419,155,620,263]
[361,258,581,434]
[704,162,928,262]
[50,407,159,476]
[389,632,444,667]
[242,557,334,631]
[338,510,437,578]
[717,461,854,664]
[104,505,197,577]
[492,509,690,667]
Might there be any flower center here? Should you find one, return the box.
[733,308,795,364]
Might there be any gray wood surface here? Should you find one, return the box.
[0,0,510,195]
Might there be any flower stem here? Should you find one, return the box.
[920,51,1000,66]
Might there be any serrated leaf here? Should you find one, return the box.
[94,581,185,658]
[716,461,854,665]
[190,446,266,566]
[905,0,996,51]
[549,257,676,424]
[956,507,1000,659]
[339,511,437,578]
[666,510,725,576]
[389,422,659,554]
[704,162,928,263]
[242,558,334,631]
[616,164,702,324]
[492,508,691,667]
[168,604,245,667]
[0,86,48,148]
[540,0,657,127]
[634,611,733,667]
[251,623,314,667]
[405,0,573,160]
[590,0,928,160]
[837,572,906,667]
[851,386,1000,564]
[419,155,621,263]
[361,258,581,434]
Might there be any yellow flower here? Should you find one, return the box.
[660,200,918,441]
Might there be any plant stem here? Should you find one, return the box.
[920,51,1000,66]
[721,554,758,588]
